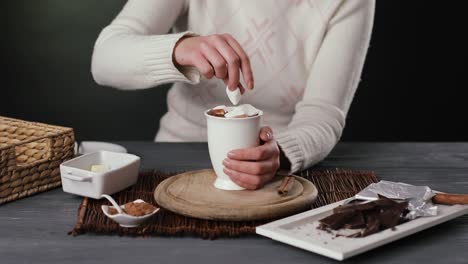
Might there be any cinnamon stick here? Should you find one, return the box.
[68,197,89,236]
[277,176,294,196]
[432,193,468,205]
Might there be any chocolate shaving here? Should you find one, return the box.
[207,109,226,117]
[318,197,409,238]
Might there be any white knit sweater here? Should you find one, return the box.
[91,0,375,173]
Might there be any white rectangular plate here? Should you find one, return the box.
[256,198,468,261]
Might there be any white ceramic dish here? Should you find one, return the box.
[60,151,140,199]
[256,197,468,261]
[75,141,127,155]
[101,195,159,228]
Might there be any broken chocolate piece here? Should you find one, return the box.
[361,210,380,237]
[333,200,376,214]
[319,211,355,230]
[318,197,409,238]
[343,212,366,229]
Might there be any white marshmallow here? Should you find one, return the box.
[226,86,241,105]
[224,104,260,118]
[213,105,226,110]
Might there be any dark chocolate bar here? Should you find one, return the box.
[318,197,409,238]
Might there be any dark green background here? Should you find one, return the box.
[1,1,466,141]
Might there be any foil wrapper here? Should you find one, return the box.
[355,180,438,219]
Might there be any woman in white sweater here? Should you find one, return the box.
[92,0,375,189]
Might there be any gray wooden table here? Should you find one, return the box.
[1,142,467,264]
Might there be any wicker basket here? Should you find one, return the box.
[0,116,75,204]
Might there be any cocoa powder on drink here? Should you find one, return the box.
[207,108,226,117]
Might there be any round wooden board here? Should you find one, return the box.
[154,169,318,221]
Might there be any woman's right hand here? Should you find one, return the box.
[173,34,254,93]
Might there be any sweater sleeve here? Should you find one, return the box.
[91,0,200,90]
[275,0,375,173]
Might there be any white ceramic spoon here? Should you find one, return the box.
[100,194,159,228]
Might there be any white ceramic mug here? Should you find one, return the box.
[205,108,263,190]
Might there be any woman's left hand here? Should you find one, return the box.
[223,126,280,190]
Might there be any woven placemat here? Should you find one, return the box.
[69,169,378,239]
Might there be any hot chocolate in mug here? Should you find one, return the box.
[205,108,263,190]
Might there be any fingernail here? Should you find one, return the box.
[227,151,236,158]
[223,158,230,165]
[248,81,253,90]
[266,132,272,140]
